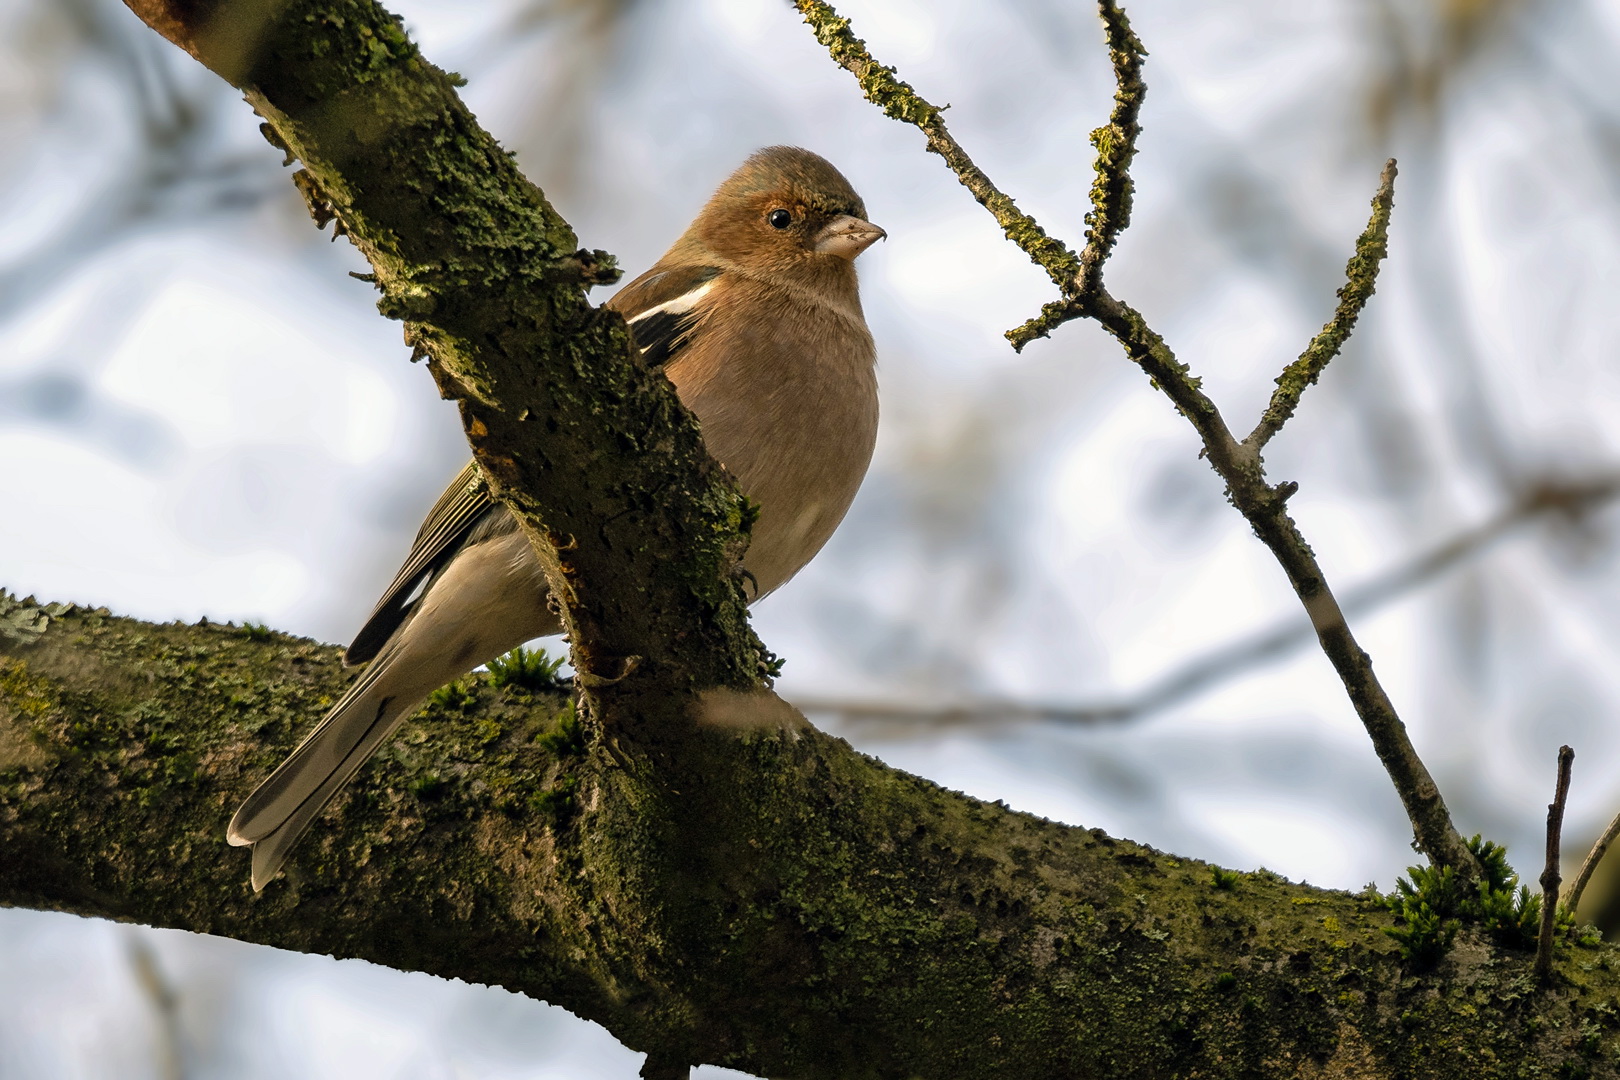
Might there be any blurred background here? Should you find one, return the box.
[4,0,1620,1075]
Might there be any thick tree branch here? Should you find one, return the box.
[122,0,765,711]
[5,603,1618,1078]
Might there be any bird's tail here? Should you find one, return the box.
[227,644,421,891]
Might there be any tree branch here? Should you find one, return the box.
[797,0,1475,879]
[121,0,766,712]
[1246,160,1398,450]
[1009,0,1149,350]
[4,602,1615,1077]
[791,0,1084,296]
[1537,746,1575,981]
[1569,809,1620,919]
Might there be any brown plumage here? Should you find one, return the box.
[226,147,885,890]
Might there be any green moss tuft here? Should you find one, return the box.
[426,678,477,712]
[535,700,584,758]
[1384,834,1574,965]
[487,644,567,692]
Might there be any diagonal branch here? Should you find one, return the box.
[797,0,1477,878]
[791,0,1083,294]
[121,0,766,704]
[1246,160,1399,450]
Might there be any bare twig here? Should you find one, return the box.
[797,0,1478,877]
[1245,160,1398,450]
[792,0,1082,293]
[797,475,1620,733]
[1536,745,1575,982]
[1568,807,1620,919]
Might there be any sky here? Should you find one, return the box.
[4,0,1620,1075]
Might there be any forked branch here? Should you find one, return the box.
[797,0,1477,878]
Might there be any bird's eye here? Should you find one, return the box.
[767,208,793,229]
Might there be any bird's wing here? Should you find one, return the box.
[344,266,723,665]
[608,263,722,367]
[344,461,500,665]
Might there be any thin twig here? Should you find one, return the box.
[1245,160,1398,450]
[1078,0,1146,294]
[1536,745,1575,982]
[1568,807,1620,918]
[797,0,1479,878]
[1010,1,1148,349]
[792,0,1082,292]
[797,475,1620,733]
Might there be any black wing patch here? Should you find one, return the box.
[344,461,496,665]
[610,264,721,369]
[629,307,699,368]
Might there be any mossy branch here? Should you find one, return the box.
[1246,160,1399,449]
[1009,0,1148,350]
[5,602,1619,1078]
[1078,1,1148,297]
[121,0,765,710]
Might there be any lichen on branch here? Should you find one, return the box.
[796,0,1477,879]
[1247,159,1399,449]
[5,602,1620,1078]
[123,0,766,703]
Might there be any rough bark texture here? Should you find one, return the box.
[122,0,766,704]
[4,601,1620,1078]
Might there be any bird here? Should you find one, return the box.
[226,146,886,890]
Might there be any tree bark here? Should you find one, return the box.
[3,600,1618,1078]
[2,1,1616,1076]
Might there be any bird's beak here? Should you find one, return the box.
[814,214,887,259]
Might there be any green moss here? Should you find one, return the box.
[1384,835,1574,965]
[426,678,477,712]
[487,644,567,692]
[535,700,584,758]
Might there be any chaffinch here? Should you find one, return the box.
[228,146,885,889]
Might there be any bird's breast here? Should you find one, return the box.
[666,295,878,598]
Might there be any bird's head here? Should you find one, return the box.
[689,146,885,282]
